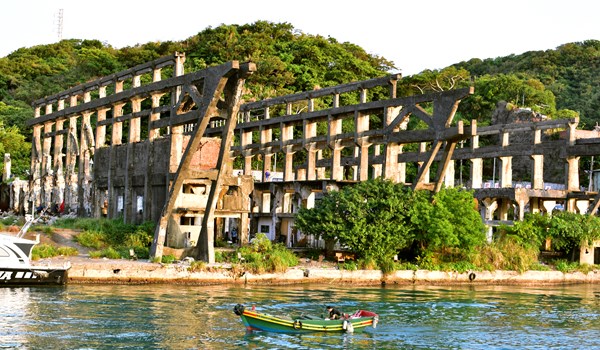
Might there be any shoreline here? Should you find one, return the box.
[35,256,600,286]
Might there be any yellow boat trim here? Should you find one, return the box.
[243,311,373,331]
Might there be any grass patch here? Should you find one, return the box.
[237,233,299,273]
[161,254,176,264]
[89,247,121,259]
[31,244,78,260]
[57,218,155,259]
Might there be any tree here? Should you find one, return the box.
[409,187,486,255]
[0,121,31,179]
[458,73,557,124]
[295,179,415,264]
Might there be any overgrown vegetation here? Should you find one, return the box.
[53,217,155,259]
[295,179,486,272]
[296,179,600,273]
[31,244,77,260]
[236,233,299,274]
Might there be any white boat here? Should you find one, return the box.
[0,232,70,286]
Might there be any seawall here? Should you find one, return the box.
[37,257,600,286]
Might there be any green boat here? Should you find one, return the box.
[233,304,379,333]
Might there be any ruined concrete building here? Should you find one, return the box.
[19,53,600,264]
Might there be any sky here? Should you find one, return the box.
[1,0,599,76]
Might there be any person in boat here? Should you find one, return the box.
[326,306,342,320]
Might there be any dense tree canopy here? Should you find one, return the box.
[295,179,485,266]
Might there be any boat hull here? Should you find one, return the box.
[235,305,378,334]
[0,266,69,286]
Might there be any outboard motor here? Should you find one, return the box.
[233,304,245,316]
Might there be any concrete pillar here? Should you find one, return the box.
[359,144,370,181]
[65,96,79,212]
[283,150,294,181]
[531,155,544,190]
[372,145,382,179]
[240,212,250,245]
[566,156,580,191]
[329,113,343,180]
[576,200,590,214]
[542,200,557,216]
[384,142,399,181]
[112,81,124,145]
[42,120,54,207]
[304,112,317,180]
[316,150,326,179]
[149,93,162,141]
[498,130,512,188]
[96,87,107,147]
[470,123,482,188]
[418,142,430,183]
[482,198,498,243]
[499,156,513,188]
[331,145,343,180]
[306,145,316,180]
[444,160,455,188]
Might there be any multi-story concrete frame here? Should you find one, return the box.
[27,54,255,263]
[24,54,600,264]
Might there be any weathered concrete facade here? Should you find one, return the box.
[21,53,600,264]
[25,54,256,263]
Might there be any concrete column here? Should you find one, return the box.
[316,150,326,179]
[352,147,359,181]
[149,93,162,141]
[444,160,455,188]
[542,200,557,216]
[383,142,399,181]
[418,142,430,183]
[305,146,316,180]
[470,158,483,189]
[499,130,512,188]
[498,199,510,221]
[284,150,294,181]
[240,212,250,246]
[359,144,370,181]
[79,111,94,216]
[531,155,544,190]
[240,128,253,175]
[329,114,343,180]
[96,87,107,147]
[65,97,79,212]
[331,145,343,180]
[383,106,402,182]
[41,119,54,207]
[499,156,513,188]
[112,81,124,145]
[517,199,526,221]
[129,75,142,143]
[470,123,482,188]
[372,145,382,179]
[566,156,580,191]
[576,200,590,214]
[482,198,498,243]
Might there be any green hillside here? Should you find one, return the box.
[0,20,597,178]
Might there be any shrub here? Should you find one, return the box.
[89,247,121,259]
[554,259,579,273]
[340,261,357,270]
[161,254,176,264]
[75,230,107,249]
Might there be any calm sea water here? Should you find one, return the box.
[1,283,600,349]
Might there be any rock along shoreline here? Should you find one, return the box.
[35,256,600,286]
